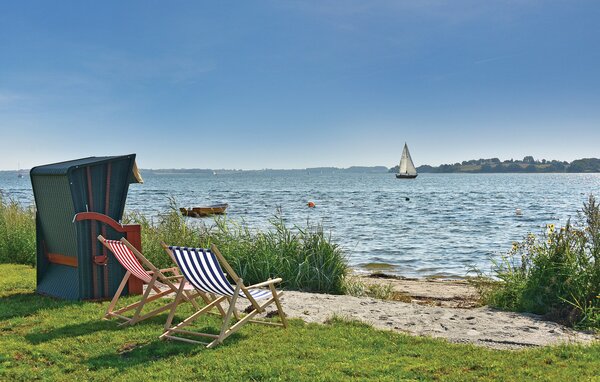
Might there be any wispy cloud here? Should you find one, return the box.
[474,55,512,65]
[0,91,26,105]
[277,0,542,25]
[83,50,217,84]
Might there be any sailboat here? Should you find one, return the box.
[396,143,418,179]
[17,162,24,178]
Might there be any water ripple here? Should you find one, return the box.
[2,172,599,277]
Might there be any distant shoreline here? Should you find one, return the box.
[396,157,600,174]
[4,168,600,175]
[3,156,600,174]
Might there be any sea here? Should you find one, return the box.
[2,171,599,278]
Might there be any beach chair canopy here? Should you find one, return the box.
[169,246,271,300]
[31,154,142,300]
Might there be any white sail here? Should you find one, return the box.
[398,143,417,176]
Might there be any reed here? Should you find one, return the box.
[125,199,349,294]
[0,194,348,294]
[475,195,600,330]
[0,194,36,266]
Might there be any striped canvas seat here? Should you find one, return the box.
[169,246,272,300]
[104,239,153,283]
[104,239,195,291]
[161,243,287,348]
[98,236,203,326]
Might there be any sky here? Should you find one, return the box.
[0,1,599,170]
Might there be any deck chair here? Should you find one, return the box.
[98,235,203,326]
[160,244,287,348]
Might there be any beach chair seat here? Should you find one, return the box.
[160,244,287,348]
[98,236,203,326]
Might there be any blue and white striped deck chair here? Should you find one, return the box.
[160,243,287,348]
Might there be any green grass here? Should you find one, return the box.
[1,264,599,381]
[0,195,36,266]
[474,195,600,330]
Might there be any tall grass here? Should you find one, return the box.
[0,193,348,294]
[0,194,36,266]
[475,195,600,330]
[125,200,349,294]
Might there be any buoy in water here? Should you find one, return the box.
[515,208,522,216]
[405,197,410,201]
[307,201,315,208]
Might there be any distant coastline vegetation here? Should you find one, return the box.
[391,157,600,174]
[142,157,600,174]
[4,158,600,175]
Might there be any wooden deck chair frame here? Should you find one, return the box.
[98,235,203,326]
[160,243,288,348]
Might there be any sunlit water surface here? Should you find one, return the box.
[2,171,599,277]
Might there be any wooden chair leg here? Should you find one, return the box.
[105,272,130,319]
[209,295,277,347]
[112,288,173,315]
[161,296,228,341]
[225,296,241,320]
[163,279,186,332]
[208,283,241,348]
[129,273,158,325]
[269,284,288,328]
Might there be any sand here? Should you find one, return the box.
[232,276,597,350]
[153,276,596,350]
[356,274,479,308]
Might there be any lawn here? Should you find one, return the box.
[0,264,598,381]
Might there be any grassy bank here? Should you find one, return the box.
[0,197,417,301]
[125,205,349,294]
[0,194,348,294]
[0,195,35,266]
[1,264,599,381]
[476,195,600,330]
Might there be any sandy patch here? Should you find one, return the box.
[243,291,596,350]
[356,274,479,308]
[152,277,596,350]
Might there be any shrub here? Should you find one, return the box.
[0,194,36,266]
[476,195,600,329]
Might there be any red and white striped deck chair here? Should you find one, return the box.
[98,235,202,326]
[160,243,287,348]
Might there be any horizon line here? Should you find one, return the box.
[2,156,598,172]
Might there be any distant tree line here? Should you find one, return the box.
[389,157,600,174]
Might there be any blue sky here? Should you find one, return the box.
[1,1,599,170]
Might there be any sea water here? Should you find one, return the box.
[2,171,599,277]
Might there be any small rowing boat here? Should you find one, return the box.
[180,203,228,217]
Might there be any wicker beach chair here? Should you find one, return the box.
[160,243,287,348]
[98,236,202,326]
